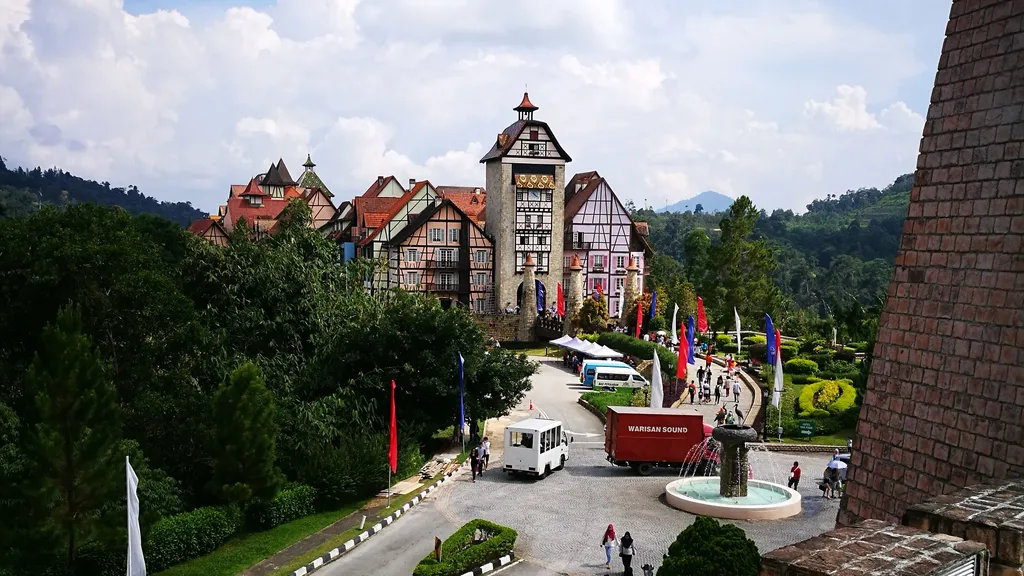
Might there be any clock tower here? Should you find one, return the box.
[481,93,572,313]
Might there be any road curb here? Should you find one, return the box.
[759,444,851,453]
[290,461,468,576]
[457,553,516,576]
[577,397,606,423]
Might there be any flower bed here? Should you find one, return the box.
[413,519,517,576]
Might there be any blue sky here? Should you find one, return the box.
[1,0,952,213]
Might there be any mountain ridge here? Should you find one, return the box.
[657,190,733,214]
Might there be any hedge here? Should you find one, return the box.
[797,380,858,418]
[747,343,797,363]
[580,388,635,415]
[790,374,821,385]
[246,484,317,531]
[714,334,733,349]
[597,332,678,375]
[741,335,767,346]
[145,505,243,572]
[785,358,819,375]
[413,519,517,576]
[719,343,739,354]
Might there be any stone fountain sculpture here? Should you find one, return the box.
[712,424,760,498]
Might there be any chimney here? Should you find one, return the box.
[474,188,481,194]
[409,178,416,190]
[377,176,384,188]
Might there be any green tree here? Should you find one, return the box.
[575,296,609,333]
[682,228,711,290]
[210,362,284,503]
[709,196,782,328]
[20,305,122,573]
[659,516,760,576]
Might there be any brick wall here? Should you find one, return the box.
[839,0,1024,526]
[473,314,521,342]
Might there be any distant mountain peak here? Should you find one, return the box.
[657,190,733,214]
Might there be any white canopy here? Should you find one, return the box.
[564,337,586,350]
[549,335,573,346]
[593,345,623,358]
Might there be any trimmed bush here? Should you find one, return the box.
[579,333,599,343]
[790,374,821,385]
[660,516,760,576]
[581,388,635,415]
[413,519,517,576]
[780,344,798,361]
[145,505,243,572]
[847,341,869,353]
[596,332,677,375]
[649,316,667,332]
[798,338,828,354]
[834,348,857,363]
[785,358,819,375]
[719,343,739,354]
[714,334,732,349]
[797,379,858,418]
[741,335,766,346]
[246,484,317,531]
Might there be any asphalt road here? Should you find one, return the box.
[316,357,839,575]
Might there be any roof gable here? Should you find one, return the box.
[479,119,572,163]
[261,159,298,187]
[388,198,491,246]
[359,181,439,245]
[563,172,602,221]
[298,167,332,197]
[362,175,406,198]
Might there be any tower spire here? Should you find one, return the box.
[303,153,315,169]
[514,92,538,121]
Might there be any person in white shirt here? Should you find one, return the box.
[482,437,491,471]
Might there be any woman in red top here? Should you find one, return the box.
[788,461,801,490]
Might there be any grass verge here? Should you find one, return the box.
[580,387,634,415]
[153,501,367,576]
[269,453,469,576]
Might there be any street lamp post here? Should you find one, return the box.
[760,386,769,442]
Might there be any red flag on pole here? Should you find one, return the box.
[635,301,643,338]
[388,380,398,473]
[697,297,708,333]
[556,283,565,316]
[676,327,688,380]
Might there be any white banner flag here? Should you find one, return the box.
[617,288,625,318]
[734,307,742,354]
[127,456,146,576]
[772,333,784,408]
[649,350,664,409]
[670,304,679,344]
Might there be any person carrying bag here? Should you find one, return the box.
[619,531,635,575]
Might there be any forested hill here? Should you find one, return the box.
[633,173,914,325]
[0,156,206,226]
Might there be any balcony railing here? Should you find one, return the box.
[592,263,605,272]
[428,258,459,269]
[571,241,592,250]
[428,281,460,292]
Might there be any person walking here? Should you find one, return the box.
[714,383,722,404]
[482,436,491,471]
[470,443,480,483]
[732,379,742,404]
[788,461,801,490]
[688,382,696,404]
[619,531,635,575]
[600,524,617,569]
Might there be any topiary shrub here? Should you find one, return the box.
[413,519,517,576]
[779,344,798,362]
[785,358,819,375]
[649,315,667,332]
[144,505,243,572]
[246,484,317,531]
[741,335,767,346]
[790,374,821,385]
[659,516,760,576]
[719,343,739,354]
[748,343,767,362]
[714,334,732,349]
[834,348,857,363]
[798,338,828,354]
[797,380,858,419]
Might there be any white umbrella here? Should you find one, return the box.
[656,330,667,336]
[826,460,847,470]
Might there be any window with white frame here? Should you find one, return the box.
[474,272,487,286]
[616,255,625,269]
[473,298,487,313]
[474,250,488,263]
[429,228,443,242]
[616,278,624,292]
[405,248,420,262]
[404,271,420,287]
[439,272,455,290]
[564,256,571,268]
[449,228,460,243]
[593,254,606,268]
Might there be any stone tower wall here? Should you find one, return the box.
[839,0,1024,526]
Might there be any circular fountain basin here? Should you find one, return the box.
[665,477,802,520]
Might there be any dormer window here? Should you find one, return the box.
[246,195,262,206]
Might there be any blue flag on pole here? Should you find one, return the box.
[650,291,658,319]
[457,352,465,438]
[536,280,545,312]
[765,314,776,366]
[686,315,696,365]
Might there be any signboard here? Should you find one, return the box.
[797,421,815,438]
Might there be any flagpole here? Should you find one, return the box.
[387,464,391,508]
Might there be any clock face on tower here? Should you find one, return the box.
[514,182,553,273]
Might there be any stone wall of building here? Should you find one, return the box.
[473,314,522,342]
[840,0,1024,526]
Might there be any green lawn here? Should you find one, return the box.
[518,346,562,357]
[269,454,468,576]
[580,387,635,415]
[154,501,367,576]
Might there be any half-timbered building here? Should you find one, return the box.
[384,198,495,312]
[563,171,652,317]
[187,218,230,246]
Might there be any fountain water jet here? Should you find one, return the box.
[664,424,801,520]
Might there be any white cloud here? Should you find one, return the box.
[0,0,945,213]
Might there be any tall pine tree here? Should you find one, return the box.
[210,362,283,503]
[21,304,121,574]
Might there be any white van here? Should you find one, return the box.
[593,366,647,389]
[503,418,572,478]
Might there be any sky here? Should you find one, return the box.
[0,0,952,214]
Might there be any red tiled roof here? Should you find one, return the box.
[353,195,403,231]
[563,172,602,222]
[188,218,216,235]
[225,196,290,231]
[359,181,435,245]
[361,175,404,198]
[438,188,486,223]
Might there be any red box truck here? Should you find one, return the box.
[604,406,719,476]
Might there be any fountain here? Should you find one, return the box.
[664,425,801,520]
